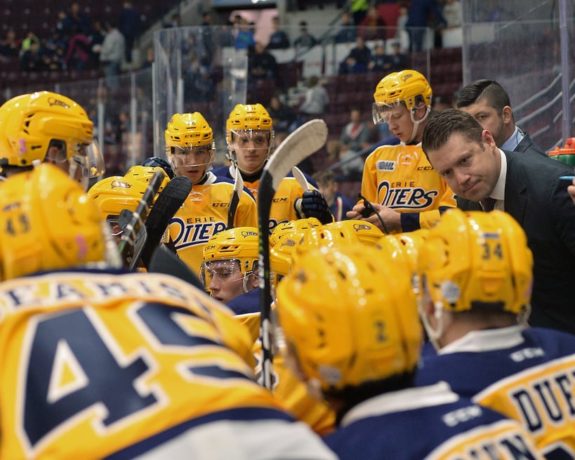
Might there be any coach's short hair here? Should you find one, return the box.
[422,109,484,154]
[455,79,511,112]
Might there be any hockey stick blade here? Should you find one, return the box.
[265,119,327,190]
[140,176,192,268]
[227,166,244,229]
[291,166,313,191]
[257,118,328,390]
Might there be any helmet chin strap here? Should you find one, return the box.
[407,106,431,144]
[242,271,256,293]
[419,298,445,352]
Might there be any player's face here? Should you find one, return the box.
[204,259,249,303]
[169,145,213,184]
[231,130,271,174]
[379,104,414,143]
[426,130,500,202]
[459,99,506,147]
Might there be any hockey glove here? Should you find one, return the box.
[295,190,333,224]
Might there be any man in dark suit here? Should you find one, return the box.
[422,109,575,335]
[455,79,546,156]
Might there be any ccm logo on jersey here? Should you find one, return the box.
[377,181,438,209]
[376,160,396,171]
[170,218,226,249]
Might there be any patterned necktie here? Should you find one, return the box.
[480,197,496,212]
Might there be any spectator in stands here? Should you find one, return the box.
[268,94,298,134]
[249,42,278,82]
[164,13,182,29]
[314,170,354,220]
[337,108,371,180]
[443,0,463,28]
[64,30,92,70]
[351,0,369,25]
[347,36,372,72]
[119,1,141,64]
[359,6,386,41]
[0,29,20,62]
[298,76,329,122]
[395,5,409,41]
[406,0,446,52]
[267,16,290,50]
[235,17,255,50]
[455,79,545,156]
[20,36,45,71]
[334,11,356,44]
[61,2,92,39]
[370,40,408,73]
[184,54,214,103]
[100,20,125,91]
[200,11,215,65]
[293,21,318,50]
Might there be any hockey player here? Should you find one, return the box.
[201,227,336,435]
[165,112,257,275]
[275,244,541,459]
[88,165,170,238]
[218,103,332,230]
[415,209,575,454]
[0,91,104,185]
[0,164,336,460]
[347,69,455,233]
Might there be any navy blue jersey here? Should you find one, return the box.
[416,326,575,454]
[324,383,539,459]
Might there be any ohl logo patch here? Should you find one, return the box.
[378,181,438,209]
[170,218,226,249]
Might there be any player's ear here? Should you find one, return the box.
[501,105,513,125]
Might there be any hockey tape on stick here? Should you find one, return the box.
[227,166,244,229]
[257,118,328,390]
[140,176,192,268]
[118,170,165,269]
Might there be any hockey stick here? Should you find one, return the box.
[118,170,165,269]
[257,118,328,390]
[148,244,204,289]
[291,165,313,191]
[139,176,192,268]
[336,196,343,222]
[227,166,244,229]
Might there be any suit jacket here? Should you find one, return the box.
[458,150,575,334]
[514,131,547,156]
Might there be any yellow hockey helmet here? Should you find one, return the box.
[373,69,432,111]
[226,103,273,143]
[0,91,103,178]
[123,165,170,193]
[321,220,383,247]
[0,164,113,280]
[87,175,150,220]
[165,112,214,151]
[276,245,421,393]
[202,227,259,279]
[269,217,322,248]
[419,209,533,314]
